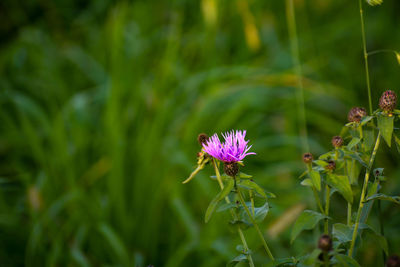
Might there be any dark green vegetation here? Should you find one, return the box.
[1,0,399,266]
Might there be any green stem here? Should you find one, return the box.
[358,0,373,114]
[236,181,275,261]
[212,160,255,267]
[285,0,309,152]
[348,132,381,257]
[347,202,352,226]
[324,185,331,234]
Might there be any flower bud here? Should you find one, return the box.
[197,133,209,146]
[348,107,367,123]
[302,153,313,164]
[379,90,397,113]
[386,255,400,267]
[331,136,343,148]
[318,234,332,252]
[325,160,336,171]
[224,162,239,177]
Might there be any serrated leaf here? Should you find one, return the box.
[309,170,321,191]
[366,0,383,6]
[326,174,353,204]
[377,115,394,147]
[364,193,400,205]
[291,210,329,243]
[205,179,234,223]
[334,254,361,267]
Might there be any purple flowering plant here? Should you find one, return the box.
[183,130,275,266]
[183,1,400,266]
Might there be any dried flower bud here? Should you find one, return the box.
[198,133,209,146]
[379,90,397,113]
[224,162,239,177]
[302,153,313,164]
[318,234,332,252]
[325,160,336,171]
[386,255,400,267]
[331,136,343,148]
[348,107,367,123]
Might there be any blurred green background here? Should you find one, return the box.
[1,0,399,266]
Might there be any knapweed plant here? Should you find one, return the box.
[291,89,400,266]
[183,130,275,266]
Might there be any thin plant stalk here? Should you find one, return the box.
[358,0,373,114]
[348,132,381,257]
[285,0,309,152]
[212,159,255,267]
[324,185,331,234]
[235,179,275,261]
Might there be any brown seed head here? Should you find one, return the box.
[302,153,313,164]
[325,160,336,171]
[318,234,332,252]
[379,90,397,113]
[348,107,367,123]
[386,255,400,267]
[224,162,239,177]
[331,136,343,148]
[197,133,209,146]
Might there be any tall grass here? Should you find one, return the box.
[0,0,399,266]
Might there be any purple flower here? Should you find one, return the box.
[202,130,256,162]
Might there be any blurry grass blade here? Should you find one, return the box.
[98,223,129,265]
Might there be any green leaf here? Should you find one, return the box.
[333,223,353,244]
[346,159,361,185]
[326,174,353,204]
[309,170,321,191]
[314,160,328,167]
[347,137,360,150]
[239,172,252,179]
[366,0,383,6]
[346,152,367,167]
[334,254,361,267]
[253,202,269,223]
[360,116,373,126]
[363,128,375,151]
[227,254,248,267]
[365,193,400,205]
[238,179,271,198]
[300,178,313,187]
[217,203,237,212]
[291,210,329,243]
[377,115,394,147]
[205,179,234,223]
[301,249,322,265]
[396,52,400,65]
[394,134,400,154]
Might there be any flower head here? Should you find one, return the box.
[348,107,367,123]
[202,130,255,162]
[379,90,397,113]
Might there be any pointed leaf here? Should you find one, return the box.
[205,179,234,223]
[309,170,321,191]
[227,254,248,267]
[291,210,329,243]
[300,178,313,187]
[366,0,383,6]
[377,115,394,147]
[326,174,353,204]
[364,193,400,205]
[238,180,271,198]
